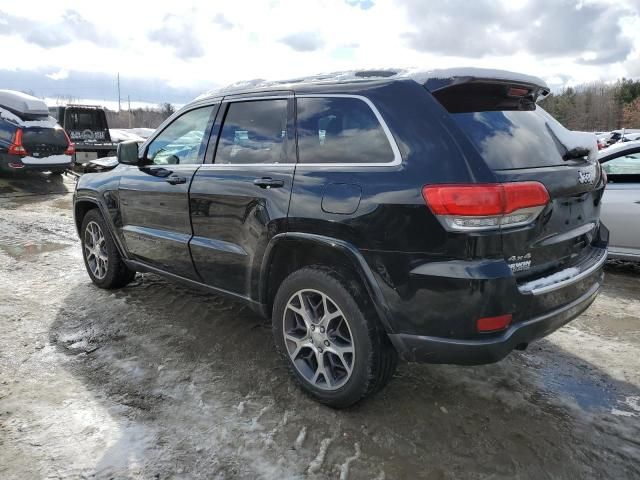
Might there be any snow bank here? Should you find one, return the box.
[109,129,145,143]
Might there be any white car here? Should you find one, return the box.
[599,140,640,260]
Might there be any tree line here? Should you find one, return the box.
[539,79,640,132]
[105,102,176,129]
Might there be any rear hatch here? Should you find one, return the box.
[427,75,606,289]
[22,126,68,157]
[63,107,112,144]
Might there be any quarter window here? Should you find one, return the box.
[215,100,289,164]
[146,106,214,165]
[296,97,395,164]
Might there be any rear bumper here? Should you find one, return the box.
[388,276,602,365]
[0,153,73,172]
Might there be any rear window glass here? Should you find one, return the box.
[22,127,68,148]
[0,119,16,143]
[450,109,567,170]
[64,109,107,130]
[296,97,395,164]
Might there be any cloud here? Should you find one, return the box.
[46,69,69,81]
[400,0,638,64]
[0,68,202,105]
[345,0,375,9]
[213,13,234,30]
[280,32,324,52]
[148,13,205,59]
[0,9,115,48]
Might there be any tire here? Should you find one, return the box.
[272,266,397,408]
[80,209,136,289]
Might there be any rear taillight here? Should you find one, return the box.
[62,128,75,156]
[8,128,27,156]
[422,182,550,232]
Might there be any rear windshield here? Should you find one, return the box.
[22,127,68,148]
[450,109,567,170]
[64,109,107,130]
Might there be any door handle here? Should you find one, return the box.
[253,177,284,189]
[165,175,187,185]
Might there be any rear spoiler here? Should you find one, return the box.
[417,68,550,113]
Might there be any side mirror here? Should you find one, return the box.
[117,140,142,165]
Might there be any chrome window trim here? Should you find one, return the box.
[199,93,402,169]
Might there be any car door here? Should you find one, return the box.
[599,143,640,258]
[189,94,295,299]
[118,103,218,278]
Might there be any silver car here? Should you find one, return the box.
[599,141,640,261]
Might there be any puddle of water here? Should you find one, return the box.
[0,239,69,260]
[543,372,619,411]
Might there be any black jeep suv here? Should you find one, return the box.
[73,68,608,407]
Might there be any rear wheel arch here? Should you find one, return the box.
[260,233,393,332]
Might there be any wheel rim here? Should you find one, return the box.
[84,221,108,280]
[283,289,355,391]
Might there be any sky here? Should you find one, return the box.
[1,0,640,108]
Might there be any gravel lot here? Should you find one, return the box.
[1,172,639,479]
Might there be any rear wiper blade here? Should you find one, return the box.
[563,147,590,161]
[544,123,590,161]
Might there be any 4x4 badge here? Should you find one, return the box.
[508,253,532,273]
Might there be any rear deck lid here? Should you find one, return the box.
[425,72,604,282]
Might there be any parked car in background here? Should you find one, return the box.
[0,90,74,174]
[49,104,118,165]
[599,140,640,261]
[73,68,608,407]
[621,132,640,143]
[607,129,640,146]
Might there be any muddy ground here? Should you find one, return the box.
[0,172,639,480]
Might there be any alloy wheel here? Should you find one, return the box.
[84,221,108,280]
[282,289,355,390]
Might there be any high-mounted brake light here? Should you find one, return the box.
[507,87,529,97]
[422,182,549,232]
[62,128,75,156]
[8,128,27,156]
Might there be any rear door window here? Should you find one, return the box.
[215,99,289,164]
[296,97,395,164]
[450,109,570,170]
